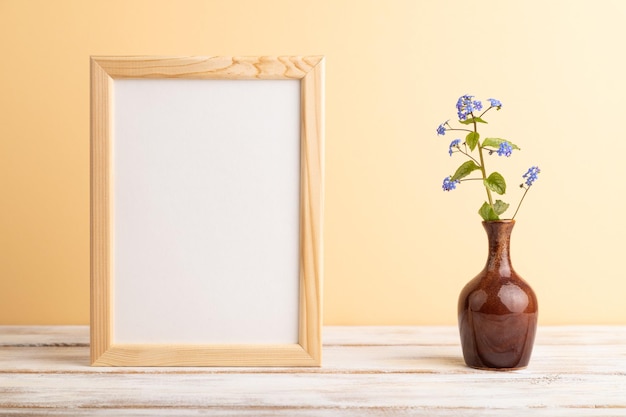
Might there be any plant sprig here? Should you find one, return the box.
[437,95,540,220]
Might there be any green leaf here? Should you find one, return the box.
[493,199,510,216]
[484,172,507,195]
[450,160,481,182]
[478,202,500,221]
[482,137,521,150]
[459,117,488,125]
[466,132,480,151]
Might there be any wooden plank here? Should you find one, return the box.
[325,325,626,346]
[1,373,624,410]
[2,409,625,417]
[1,344,625,375]
[0,326,88,347]
[1,326,626,416]
[5,325,626,347]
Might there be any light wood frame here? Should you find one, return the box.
[90,56,324,366]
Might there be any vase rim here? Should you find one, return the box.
[482,219,516,224]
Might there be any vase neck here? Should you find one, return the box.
[483,220,515,276]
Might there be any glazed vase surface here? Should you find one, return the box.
[458,220,538,370]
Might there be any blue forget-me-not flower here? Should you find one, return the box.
[442,176,460,191]
[449,139,461,156]
[487,98,502,108]
[497,142,513,157]
[456,95,483,121]
[523,166,540,187]
[437,121,448,136]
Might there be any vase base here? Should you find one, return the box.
[467,364,527,372]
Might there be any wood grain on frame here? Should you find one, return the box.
[90,56,324,366]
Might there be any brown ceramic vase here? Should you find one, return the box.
[458,220,538,370]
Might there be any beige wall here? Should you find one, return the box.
[1,0,625,325]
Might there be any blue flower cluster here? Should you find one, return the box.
[487,98,502,108]
[442,176,460,191]
[456,95,482,121]
[523,166,541,187]
[497,142,513,157]
[448,139,461,156]
[437,121,448,136]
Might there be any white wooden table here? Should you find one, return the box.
[1,326,625,416]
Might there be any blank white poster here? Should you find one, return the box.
[112,79,301,344]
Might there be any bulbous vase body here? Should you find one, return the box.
[458,220,538,370]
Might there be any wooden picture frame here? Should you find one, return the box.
[90,56,324,366]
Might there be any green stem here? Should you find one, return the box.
[455,148,481,166]
[478,105,495,119]
[473,117,495,210]
[446,128,474,133]
[512,186,530,219]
